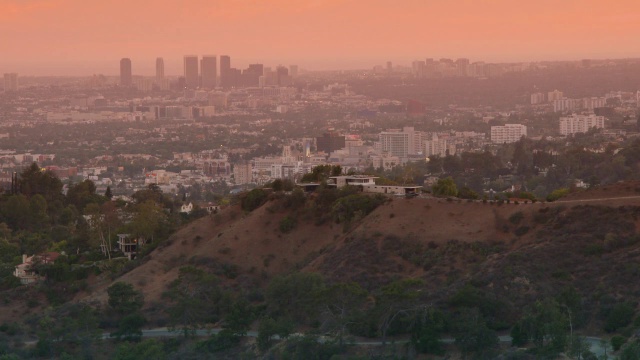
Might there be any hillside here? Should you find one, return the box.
[4,183,640,358]
[71,183,640,332]
[79,197,522,307]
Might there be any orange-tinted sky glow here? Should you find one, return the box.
[2,0,640,75]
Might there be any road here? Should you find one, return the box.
[22,327,612,357]
[555,195,640,204]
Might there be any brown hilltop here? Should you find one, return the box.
[80,195,546,307]
[71,183,640,328]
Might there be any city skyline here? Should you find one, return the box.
[2,0,640,75]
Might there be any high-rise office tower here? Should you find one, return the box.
[3,73,18,92]
[183,55,199,88]
[289,65,298,77]
[156,58,164,80]
[219,55,231,88]
[200,55,217,89]
[276,66,290,86]
[120,58,132,86]
[241,64,263,87]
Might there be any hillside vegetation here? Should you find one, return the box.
[3,180,640,358]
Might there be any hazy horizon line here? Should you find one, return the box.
[3,55,640,78]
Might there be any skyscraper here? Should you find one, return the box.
[276,66,291,86]
[3,73,18,92]
[241,64,263,87]
[120,58,132,86]
[289,65,298,77]
[219,55,231,88]
[156,58,164,80]
[200,55,217,89]
[183,55,199,88]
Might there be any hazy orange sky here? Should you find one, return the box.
[2,0,640,75]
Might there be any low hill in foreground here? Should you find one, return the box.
[3,182,640,358]
[82,182,640,330]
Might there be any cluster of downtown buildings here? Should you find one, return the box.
[118,55,297,92]
[2,58,640,196]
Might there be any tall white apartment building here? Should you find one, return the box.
[559,114,605,135]
[379,127,425,158]
[233,162,252,185]
[491,124,527,144]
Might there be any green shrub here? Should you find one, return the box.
[611,335,627,351]
[198,329,241,353]
[432,177,458,197]
[547,188,569,202]
[605,303,635,333]
[509,212,524,225]
[279,216,297,233]
[514,226,530,236]
[241,188,268,212]
[583,244,604,256]
[331,194,386,224]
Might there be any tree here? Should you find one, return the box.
[164,266,227,337]
[319,282,369,346]
[108,282,144,315]
[130,200,166,243]
[131,184,165,205]
[105,186,113,199]
[271,179,284,192]
[111,313,146,342]
[29,194,49,230]
[453,308,499,359]
[257,317,294,353]
[568,335,594,360]
[547,188,570,202]
[224,299,255,337]
[604,302,634,333]
[411,307,448,355]
[376,278,425,343]
[66,180,105,212]
[432,177,458,197]
[612,335,627,352]
[300,165,342,183]
[266,272,325,324]
[112,339,166,360]
[1,195,30,230]
[331,194,386,224]
[19,162,63,203]
[35,303,101,357]
[620,341,640,360]
[107,283,146,342]
[458,186,479,200]
[513,298,569,356]
[240,188,268,212]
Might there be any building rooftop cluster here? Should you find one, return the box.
[1,57,640,196]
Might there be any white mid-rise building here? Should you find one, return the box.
[553,98,581,112]
[233,162,252,185]
[559,114,605,136]
[490,124,527,144]
[379,127,425,158]
[424,134,456,157]
[530,92,546,105]
[582,97,606,110]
